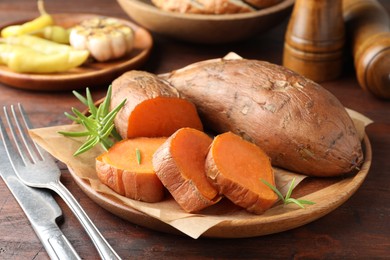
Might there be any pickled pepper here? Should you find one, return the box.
[1,0,53,38]
[0,44,89,73]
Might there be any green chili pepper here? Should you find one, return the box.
[0,44,89,73]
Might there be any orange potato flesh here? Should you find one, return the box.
[102,138,166,172]
[206,132,278,214]
[153,128,220,213]
[170,128,217,201]
[127,97,203,138]
[96,137,167,203]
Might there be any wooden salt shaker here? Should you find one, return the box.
[283,0,345,82]
[343,0,390,99]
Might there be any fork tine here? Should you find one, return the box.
[7,105,39,164]
[18,104,50,161]
[17,103,33,129]
[13,104,46,162]
[0,108,26,167]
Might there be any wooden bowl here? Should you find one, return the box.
[116,0,294,44]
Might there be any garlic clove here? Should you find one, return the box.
[86,33,111,62]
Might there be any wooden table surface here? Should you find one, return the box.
[0,0,389,259]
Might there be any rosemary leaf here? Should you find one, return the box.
[71,107,88,121]
[101,124,115,139]
[285,198,305,208]
[111,128,122,141]
[72,90,88,106]
[102,107,119,126]
[96,102,103,121]
[86,88,98,117]
[100,137,114,151]
[136,148,141,165]
[80,118,97,134]
[101,85,112,115]
[260,177,315,209]
[64,112,81,123]
[262,179,284,201]
[58,131,91,137]
[294,199,316,205]
[285,177,295,201]
[74,136,100,156]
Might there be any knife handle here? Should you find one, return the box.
[54,181,121,260]
[36,225,81,260]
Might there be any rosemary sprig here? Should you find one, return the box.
[261,178,315,208]
[136,148,141,165]
[59,85,126,156]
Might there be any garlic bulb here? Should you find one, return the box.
[69,17,134,62]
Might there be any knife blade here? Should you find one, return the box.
[0,141,81,260]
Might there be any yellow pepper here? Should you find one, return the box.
[31,25,71,44]
[1,0,53,38]
[2,35,74,54]
[0,44,89,73]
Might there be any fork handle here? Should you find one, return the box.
[52,181,122,260]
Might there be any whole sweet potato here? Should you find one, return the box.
[164,58,363,177]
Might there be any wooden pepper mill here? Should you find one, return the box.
[283,0,345,82]
[343,0,390,99]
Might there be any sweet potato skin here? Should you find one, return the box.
[152,128,219,213]
[165,58,363,177]
[96,158,165,203]
[110,70,203,139]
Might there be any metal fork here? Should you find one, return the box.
[0,104,121,260]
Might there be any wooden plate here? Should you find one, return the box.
[68,135,372,238]
[0,13,153,91]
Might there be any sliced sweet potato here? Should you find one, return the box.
[96,137,167,203]
[205,132,278,214]
[110,70,203,139]
[152,127,220,213]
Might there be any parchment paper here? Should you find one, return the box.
[29,109,371,239]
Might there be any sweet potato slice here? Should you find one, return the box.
[110,70,203,139]
[96,137,167,203]
[153,128,220,213]
[205,132,278,214]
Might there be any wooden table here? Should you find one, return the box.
[0,0,389,259]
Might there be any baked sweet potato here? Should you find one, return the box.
[152,127,220,213]
[205,132,278,214]
[110,70,203,139]
[96,137,167,203]
[164,58,363,177]
[151,0,256,14]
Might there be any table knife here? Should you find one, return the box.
[0,141,81,260]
